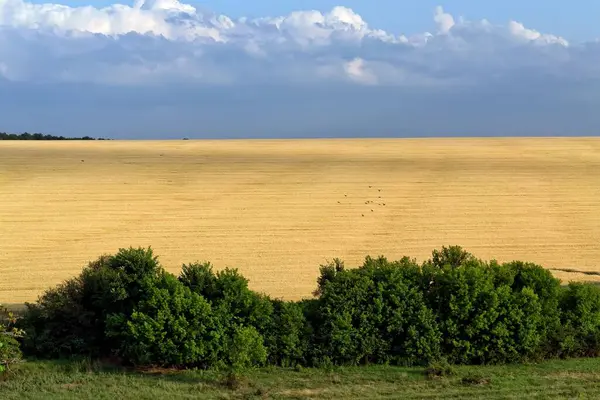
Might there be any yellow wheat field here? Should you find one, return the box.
[1,138,600,304]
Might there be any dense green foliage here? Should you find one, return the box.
[105,272,221,368]
[555,283,600,357]
[427,259,544,364]
[0,132,106,140]
[19,249,164,358]
[309,256,441,366]
[14,246,600,371]
[0,304,24,373]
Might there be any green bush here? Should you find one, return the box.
[105,272,221,368]
[179,263,275,363]
[426,257,544,364]
[425,358,455,379]
[19,247,163,358]
[311,256,441,366]
[18,277,97,357]
[211,268,274,334]
[16,245,600,370]
[180,264,273,333]
[264,300,310,367]
[556,283,600,357]
[223,325,267,371]
[313,258,345,297]
[427,246,474,269]
[501,261,562,358]
[179,262,217,297]
[0,305,24,374]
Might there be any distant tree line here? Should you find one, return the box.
[0,132,109,140]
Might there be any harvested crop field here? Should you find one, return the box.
[1,138,600,304]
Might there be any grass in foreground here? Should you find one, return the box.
[2,358,600,399]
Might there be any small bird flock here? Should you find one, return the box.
[337,185,387,217]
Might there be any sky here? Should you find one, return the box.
[1,0,600,138]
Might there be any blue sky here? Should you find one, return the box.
[2,0,600,138]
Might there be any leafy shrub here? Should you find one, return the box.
[0,336,22,374]
[501,261,562,358]
[311,256,441,366]
[313,258,345,297]
[16,246,600,370]
[105,272,221,367]
[179,263,275,365]
[18,277,94,357]
[179,262,217,297]
[264,300,309,367]
[425,358,455,379]
[426,257,544,364]
[555,283,600,357]
[427,246,474,269]
[223,326,267,371]
[180,264,273,333]
[211,269,274,334]
[0,305,24,374]
[19,247,163,358]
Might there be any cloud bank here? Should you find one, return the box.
[0,0,591,86]
[0,0,599,138]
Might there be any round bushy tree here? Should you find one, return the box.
[556,283,600,357]
[179,263,275,361]
[426,258,544,364]
[312,256,441,366]
[19,247,163,358]
[105,272,222,368]
[263,300,310,367]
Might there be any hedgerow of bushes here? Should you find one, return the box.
[11,246,600,371]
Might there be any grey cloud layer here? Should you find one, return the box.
[0,0,593,86]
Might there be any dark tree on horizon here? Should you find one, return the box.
[0,132,108,140]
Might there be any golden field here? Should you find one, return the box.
[1,138,600,304]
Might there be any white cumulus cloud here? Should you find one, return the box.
[508,21,569,46]
[434,6,455,34]
[0,0,596,87]
[344,57,378,85]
